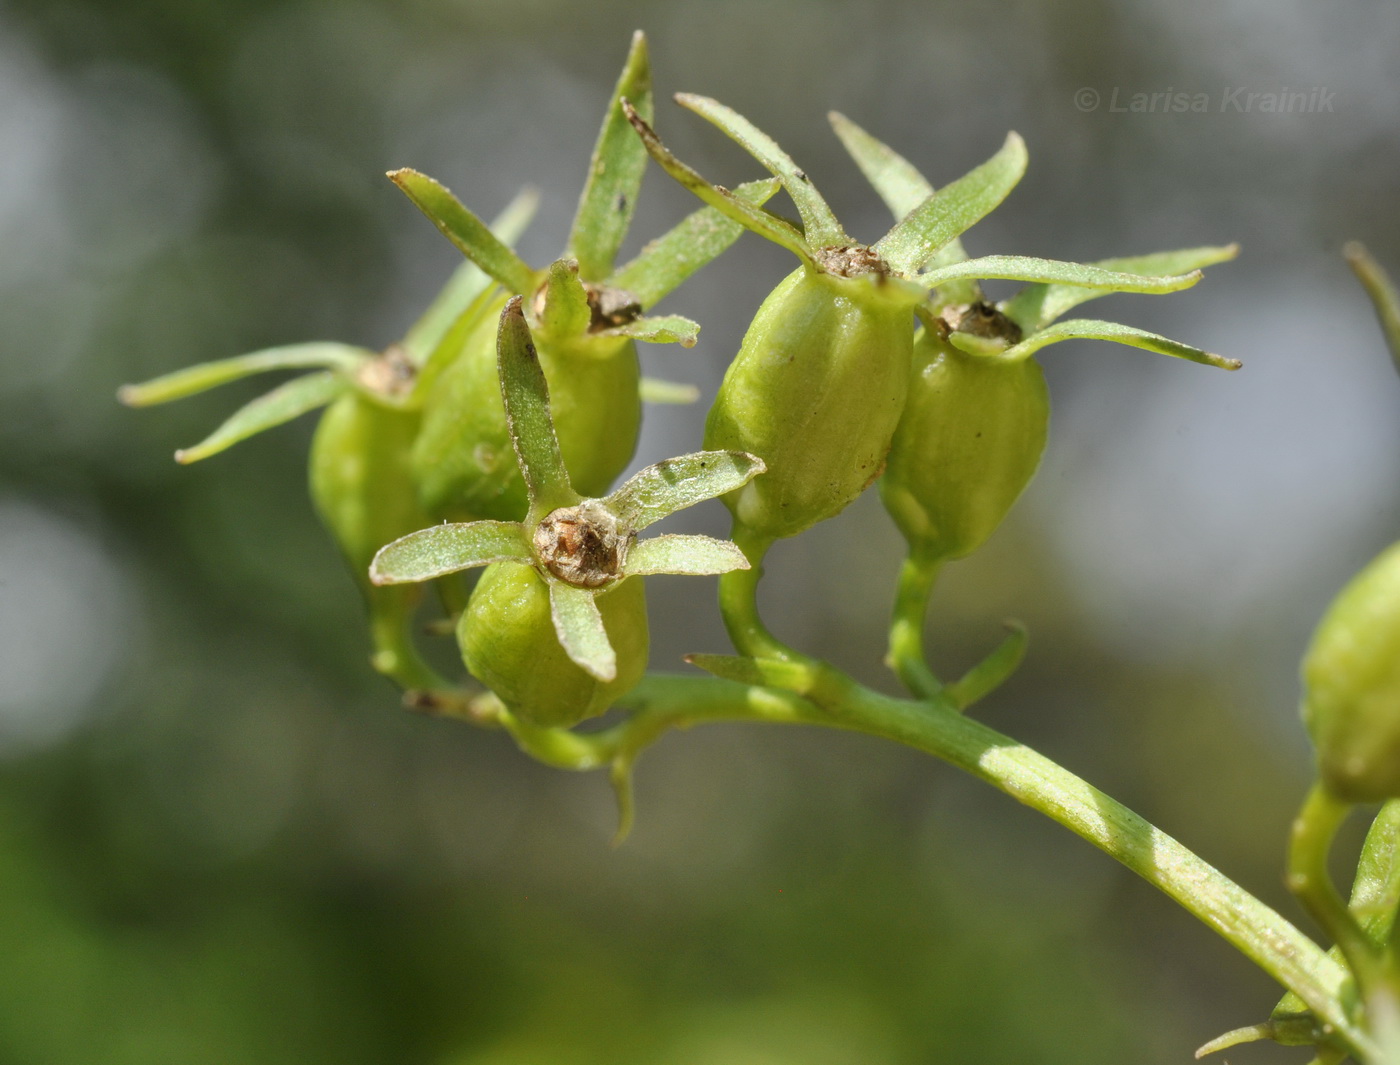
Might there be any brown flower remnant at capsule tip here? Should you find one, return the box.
[813,244,890,279]
[936,302,1024,345]
[532,501,632,588]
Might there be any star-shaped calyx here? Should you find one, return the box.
[369,297,764,683]
[827,111,1241,369]
[624,95,1222,313]
[386,31,779,361]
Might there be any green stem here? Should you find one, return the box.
[594,671,1369,1057]
[1289,783,1386,997]
[717,526,795,661]
[888,547,944,699]
[368,591,453,692]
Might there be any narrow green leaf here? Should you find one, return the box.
[118,343,369,406]
[1349,800,1400,939]
[639,378,700,404]
[945,622,1027,710]
[1345,242,1400,378]
[874,132,1028,275]
[568,31,652,282]
[403,186,540,363]
[625,534,749,576]
[1004,244,1239,332]
[922,255,1203,294]
[175,371,347,464]
[536,258,592,342]
[369,521,531,585]
[676,93,846,247]
[388,168,539,296]
[605,450,765,532]
[994,318,1241,370]
[623,101,812,262]
[413,282,505,401]
[496,297,578,516]
[828,111,932,220]
[549,582,616,682]
[610,178,780,308]
[597,314,699,348]
[683,653,818,693]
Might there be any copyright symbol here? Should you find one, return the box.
[1074,87,1100,112]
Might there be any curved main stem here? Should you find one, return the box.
[602,672,1370,1059]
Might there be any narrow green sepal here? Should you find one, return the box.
[568,30,652,282]
[683,653,817,693]
[609,755,637,846]
[609,177,781,308]
[175,371,348,464]
[945,622,1028,710]
[1194,1024,1277,1058]
[605,450,765,532]
[497,297,580,516]
[922,255,1202,294]
[369,521,532,585]
[995,318,1240,370]
[675,93,846,247]
[1345,242,1400,378]
[827,112,982,299]
[388,168,539,296]
[549,581,617,682]
[874,133,1028,275]
[828,110,932,220]
[625,534,749,576]
[536,258,592,342]
[119,343,369,407]
[639,378,700,404]
[596,314,699,348]
[403,186,539,363]
[623,101,812,262]
[947,331,1013,357]
[1004,244,1239,332]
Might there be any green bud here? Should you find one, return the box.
[705,264,916,540]
[1302,541,1400,803]
[459,562,649,728]
[881,308,1049,561]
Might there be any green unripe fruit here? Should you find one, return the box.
[310,390,435,681]
[881,313,1050,561]
[412,305,641,523]
[460,562,649,728]
[310,390,428,585]
[704,263,914,541]
[1302,540,1400,803]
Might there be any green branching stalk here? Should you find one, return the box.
[469,669,1368,1058]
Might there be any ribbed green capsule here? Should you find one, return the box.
[308,392,437,683]
[1302,541,1400,803]
[392,33,778,525]
[411,297,641,521]
[881,311,1049,561]
[460,562,649,728]
[706,263,916,540]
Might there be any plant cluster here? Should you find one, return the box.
[121,31,1400,1064]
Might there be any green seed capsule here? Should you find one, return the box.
[411,297,641,522]
[460,562,649,728]
[1302,541,1400,803]
[704,263,915,541]
[881,308,1050,561]
[309,389,437,683]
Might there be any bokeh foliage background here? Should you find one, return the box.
[0,0,1398,1061]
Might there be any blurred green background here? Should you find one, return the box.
[1,0,1398,1061]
